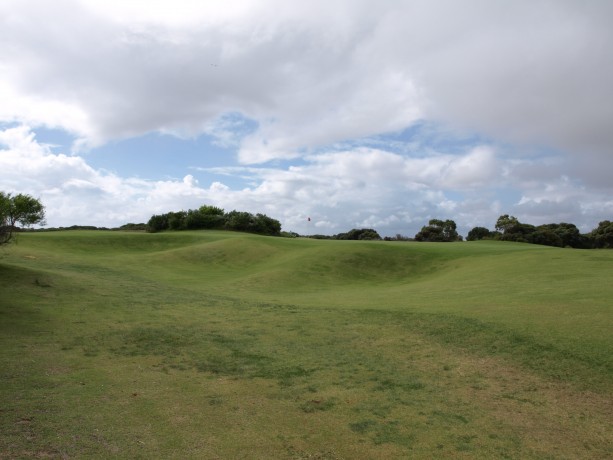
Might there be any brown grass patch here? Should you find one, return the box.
[447,353,612,458]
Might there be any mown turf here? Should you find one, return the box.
[1,230,612,458]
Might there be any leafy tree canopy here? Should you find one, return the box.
[590,220,613,248]
[0,192,46,245]
[146,205,282,236]
[415,219,460,242]
[485,216,595,248]
[466,226,494,241]
[495,214,520,234]
[335,228,381,240]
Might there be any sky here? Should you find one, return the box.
[1,0,612,237]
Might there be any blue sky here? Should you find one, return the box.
[1,0,612,237]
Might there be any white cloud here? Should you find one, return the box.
[1,1,613,235]
[0,2,431,158]
[440,146,498,188]
[401,1,613,157]
[512,176,613,231]
[0,0,613,163]
[2,0,612,166]
[0,126,200,226]
[2,125,612,236]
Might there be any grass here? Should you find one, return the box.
[1,230,612,458]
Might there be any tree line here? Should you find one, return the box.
[466,215,613,248]
[339,216,613,249]
[144,207,613,248]
[308,228,382,240]
[146,205,282,236]
[2,190,612,248]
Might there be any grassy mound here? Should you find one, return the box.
[1,230,611,458]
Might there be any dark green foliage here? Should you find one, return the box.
[27,225,111,232]
[146,214,169,233]
[535,223,582,247]
[306,229,382,240]
[0,191,46,245]
[254,213,282,235]
[117,223,147,231]
[199,205,225,216]
[146,205,282,236]
[184,209,207,229]
[530,228,563,247]
[168,211,187,230]
[383,234,412,241]
[498,222,536,243]
[185,206,225,229]
[590,220,613,248]
[224,210,253,232]
[225,211,281,235]
[492,216,596,248]
[494,215,534,241]
[308,234,333,239]
[466,226,494,241]
[335,228,382,240]
[495,215,520,234]
[415,219,460,242]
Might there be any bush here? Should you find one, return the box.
[466,226,493,241]
[146,205,281,236]
[335,228,382,240]
[415,219,460,242]
[146,214,169,233]
[590,220,613,248]
[118,223,147,231]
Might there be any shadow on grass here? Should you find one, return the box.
[358,309,613,391]
[101,325,316,386]
[0,264,57,336]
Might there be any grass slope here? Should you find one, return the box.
[1,230,612,459]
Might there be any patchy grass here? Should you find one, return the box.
[1,231,612,458]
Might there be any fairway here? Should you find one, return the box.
[1,230,612,458]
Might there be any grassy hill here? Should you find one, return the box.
[1,230,612,458]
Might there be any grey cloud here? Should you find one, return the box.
[1,0,423,159]
[411,1,613,158]
[3,125,611,235]
[3,0,612,166]
[513,198,586,228]
[2,0,613,234]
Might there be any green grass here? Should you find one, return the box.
[1,230,612,458]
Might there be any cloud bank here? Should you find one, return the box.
[1,0,612,235]
[2,125,611,236]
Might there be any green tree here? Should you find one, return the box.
[495,215,520,234]
[196,205,226,229]
[147,206,281,236]
[225,210,254,232]
[253,213,282,236]
[415,219,459,242]
[167,211,187,230]
[199,205,224,216]
[531,228,563,247]
[536,223,582,248]
[590,220,613,248]
[498,222,536,243]
[146,214,169,233]
[185,209,206,229]
[335,228,381,240]
[466,226,493,241]
[0,192,46,245]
